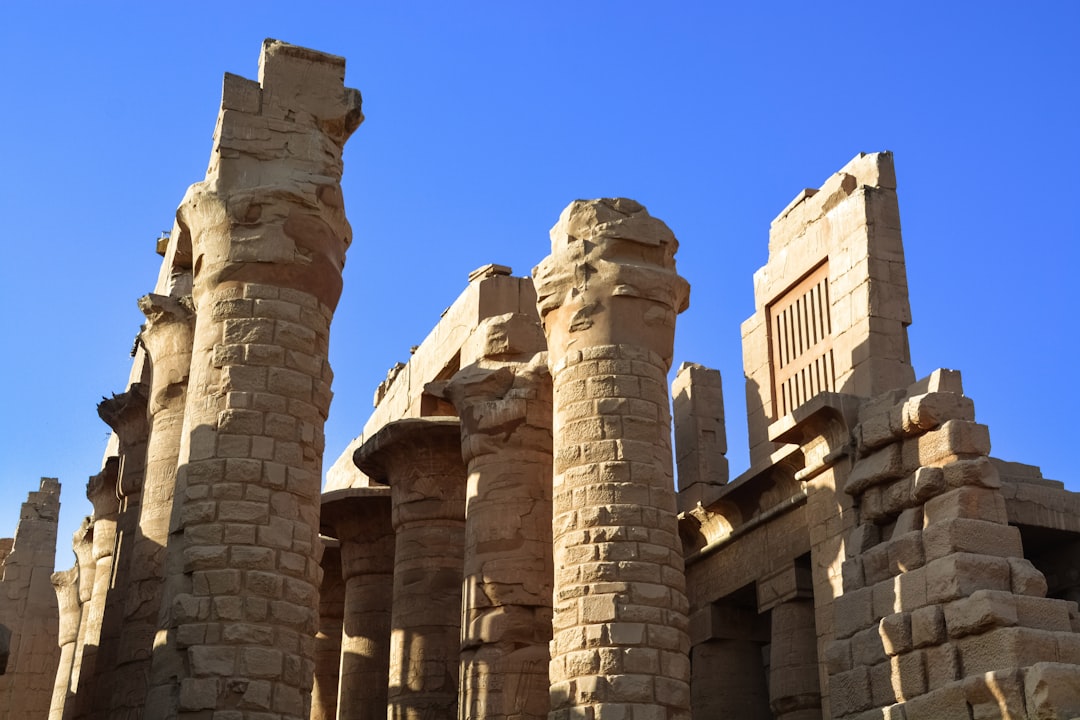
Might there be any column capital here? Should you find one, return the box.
[97,383,149,439]
[532,198,689,369]
[353,417,465,528]
[320,486,392,544]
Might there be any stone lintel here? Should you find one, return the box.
[756,563,814,613]
[769,391,861,447]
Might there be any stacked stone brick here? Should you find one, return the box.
[320,487,394,720]
[533,198,693,719]
[355,419,466,718]
[0,479,61,719]
[443,313,554,720]
[826,371,1080,718]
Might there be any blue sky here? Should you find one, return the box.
[1,3,1077,565]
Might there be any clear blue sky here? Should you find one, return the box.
[1,2,1077,568]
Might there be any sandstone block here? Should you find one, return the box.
[902,680,967,720]
[943,589,1018,638]
[1025,662,1080,720]
[923,484,1008,526]
[925,553,1010,604]
[910,605,946,649]
[957,626,1060,676]
[922,517,1023,562]
[879,612,913,656]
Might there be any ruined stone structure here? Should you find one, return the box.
[1,41,1079,720]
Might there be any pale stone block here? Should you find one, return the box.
[923,485,1007,526]
[1009,557,1050,597]
[922,518,1023,562]
[902,680,968,720]
[943,589,1019,638]
[910,605,946,649]
[901,419,991,470]
[879,612,913,656]
[925,553,1010,604]
[957,626,1060,676]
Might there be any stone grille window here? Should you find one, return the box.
[769,261,834,417]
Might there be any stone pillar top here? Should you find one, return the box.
[353,417,465,528]
[320,486,391,541]
[96,383,149,437]
[532,197,689,369]
[353,417,462,480]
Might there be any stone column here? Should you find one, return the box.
[311,540,343,720]
[61,520,95,720]
[93,383,149,719]
[102,294,195,715]
[49,568,81,720]
[354,418,466,720]
[321,488,394,720]
[532,198,692,719]
[442,313,553,720]
[70,461,120,719]
[143,41,362,720]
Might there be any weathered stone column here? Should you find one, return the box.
[354,418,466,720]
[442,313,553,720]
[49,568,81,720]
[70,462,119,719]
[321,488,394,720]
[311,540,343,720]
[532,198,692,718]
[102,294,195,715]
[61,520,95,720]
[93,383,149,719]
[144,41,362,720]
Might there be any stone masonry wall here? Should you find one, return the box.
[0,478,61,719]
[826,371,1080,719]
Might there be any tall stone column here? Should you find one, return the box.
[321,488,394,720]
[103,294,195,716]
[144,41,362,720]
[92,383,149,719]
[532,198,692,719]
[61,520,95,720]
[49,568,81,720]
[311,540,343,720]
[354,418,466,720]
[442,313,553,720]
[70,461,120,719]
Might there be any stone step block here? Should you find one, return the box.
[922,517,1023,563]
[956,626,1062,676]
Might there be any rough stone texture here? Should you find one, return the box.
[0,479,61,719]
[673,362,729,513]
[141,39,362,720]
[68,461,120,719]
[742,152,915,467]
[533,198,692,719]
[320,488,394,720]
[355,418,466,720]
[443,313,553,720]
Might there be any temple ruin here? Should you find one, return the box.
[1,40,1079,719]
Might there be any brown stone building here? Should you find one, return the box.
[1,41,1079,719]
